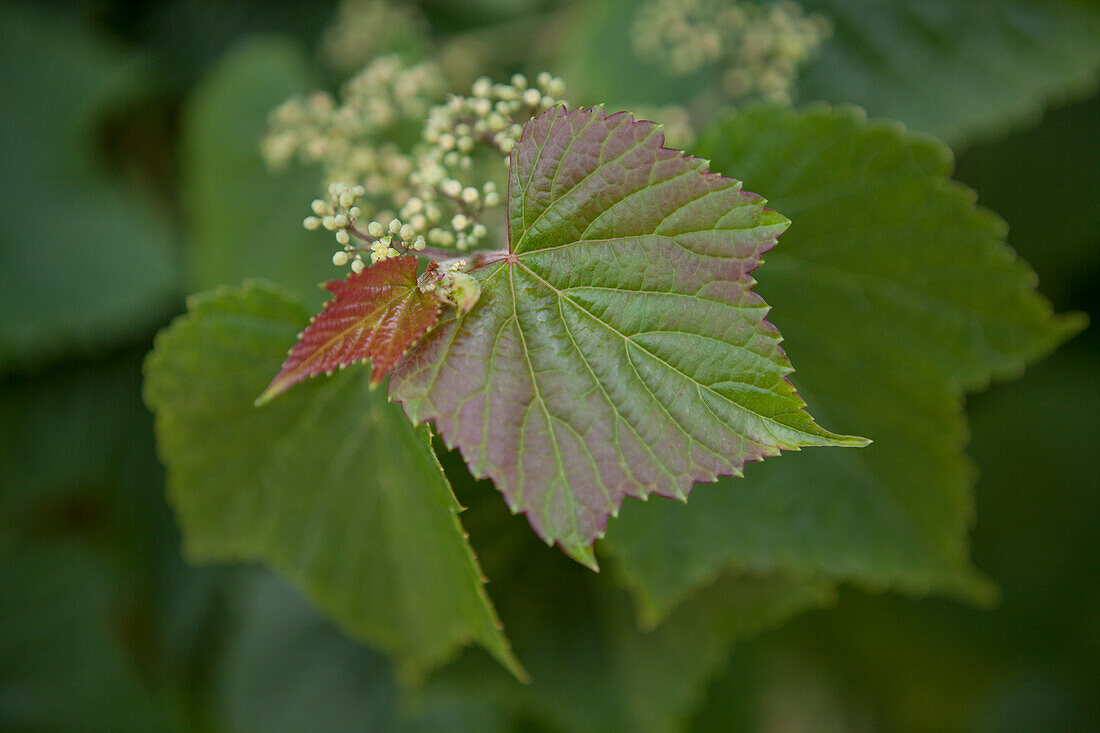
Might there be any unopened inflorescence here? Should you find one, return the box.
[632,0,831,103]
[263,57,566,274]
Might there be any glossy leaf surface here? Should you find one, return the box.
[392,106,864,568]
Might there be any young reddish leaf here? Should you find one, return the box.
[391,106,866,569]
[257,256,439,404]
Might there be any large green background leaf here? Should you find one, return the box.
[143,282,522,681]
[603,104,1084,621]
[0,5,179,369]
[393,106,863,568]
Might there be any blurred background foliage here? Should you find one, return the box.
[1,0,1097,730]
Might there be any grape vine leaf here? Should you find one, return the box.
[391,105,867,569]
[0,5,178,369]
[181,37,335,311]
[602,104,1086,623]
[258,256,440,404]
[143,282,523,682]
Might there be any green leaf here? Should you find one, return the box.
[180,37,335,311]
[258,257,442,404]
[798,0,1100,145]
[603,103,1085,623]
[0,5,179,369]
[0,541,183,732]
[391,105,865,569]
[142,282,523,682]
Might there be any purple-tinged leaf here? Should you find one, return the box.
[391,106,866,568]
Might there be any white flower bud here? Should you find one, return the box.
[523,88,542,107]
[303,216,321,230]
[335,229,350,245]
[511,73,527,89]
[322,215,337,231]
[441,179,462,197]
[333,251,350,266]
[461,187,479,204]
[484,191,501,207]
[367,221,384,237]
[472,77,492,98]
[388,219,402,234]
[311,199,329,215]
[334,214,348,228]
[351,258,365,273]
[399,224,415,240]
[452,213,469,231]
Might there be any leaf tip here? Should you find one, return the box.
[565,542,600,572]
[254,377,290,407]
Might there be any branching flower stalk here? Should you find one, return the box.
[263,57,568,303]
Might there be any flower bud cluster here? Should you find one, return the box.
[403,71,565,252]
[417,260,481,313]
[262,55,444,185]
[632,0,831,103]
[304,182,426,273]
[321,0,428,74]
[265,60,570,272]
